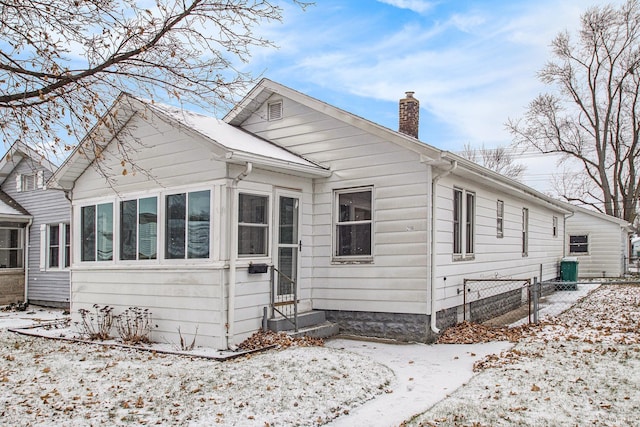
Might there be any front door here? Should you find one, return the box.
[275,191,300,299]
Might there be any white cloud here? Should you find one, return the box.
[377,0,436,14]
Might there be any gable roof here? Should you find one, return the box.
[562,201,632,232]
[225,78,572,215]
[50,93,330,190]
[0,140,58,186]
[0,189,30,217]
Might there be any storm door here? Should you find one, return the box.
[275,191,300,299]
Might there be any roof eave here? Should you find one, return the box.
[226,151,332,178]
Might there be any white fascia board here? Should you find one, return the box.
[225,152,332,178]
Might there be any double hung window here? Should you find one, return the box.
[453,188,475,259]
[46,224,70,268]
[335,188,372,258]
[522,208,529,257]
[238,193,269,256]
[0,225,24,268]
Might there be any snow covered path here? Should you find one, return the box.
[324,339,511,427]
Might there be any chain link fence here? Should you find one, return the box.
[463,276,640,328]
[462,279,531,326]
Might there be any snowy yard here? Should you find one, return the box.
[405,284,640,426]
[1,284,639,426]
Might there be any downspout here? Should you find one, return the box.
[563,211,574,258]
[227,162,253,349]
[24,218,33,304]
[430,160,457,334]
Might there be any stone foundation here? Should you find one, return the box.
[325,306,459,343]
[0,270,25,306]
[468,288,523,323]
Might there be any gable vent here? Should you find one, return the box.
[268,101,283,121]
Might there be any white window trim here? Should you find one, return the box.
[332,186,374,263]
[119,197,159,262]
[237,190,271,259]
[497,199,504,238]
[74,185,217,266]
[522,207,529,257]
[40,223,70,271]
[453,187,475,261]
[16,171,44,192]
[0,226,25,269]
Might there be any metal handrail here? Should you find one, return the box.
[269,265,298,332]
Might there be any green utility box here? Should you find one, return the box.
[560,257,579,290]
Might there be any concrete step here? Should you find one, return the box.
[267,310,326,332]
[287,321,340,339]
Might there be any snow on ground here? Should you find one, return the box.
[1,284,634,426]
[405,284,640,427]
[0,307,510,427]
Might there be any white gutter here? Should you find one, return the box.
[226,162,253,349]
[24,218,33,303]
[429,160,457,334]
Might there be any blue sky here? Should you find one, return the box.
[231,0,624,192]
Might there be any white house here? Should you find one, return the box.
[564,204,632,278]
[51,80,588,349]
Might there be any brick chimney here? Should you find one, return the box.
[399,91,419,138]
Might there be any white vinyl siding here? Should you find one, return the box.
[435,175,566,312]
[562,204,629,278]
[241,94,432,315]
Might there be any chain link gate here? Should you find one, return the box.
[463,278,532,326]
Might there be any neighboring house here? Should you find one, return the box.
[0,142,71,308]
[0,189,31,305]
[51,81,578,349]
[632,236,640,258]
[564,204,632,278]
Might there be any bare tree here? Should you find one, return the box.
[507,0,640,226]
[0,0,306,160]
[460,143,526,180]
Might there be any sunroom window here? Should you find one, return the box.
[165,190,210,259]
[81,203,113,262]
[120,197,158,260]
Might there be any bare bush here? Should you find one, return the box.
[115,307,152,345]
[76,304,114,340]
